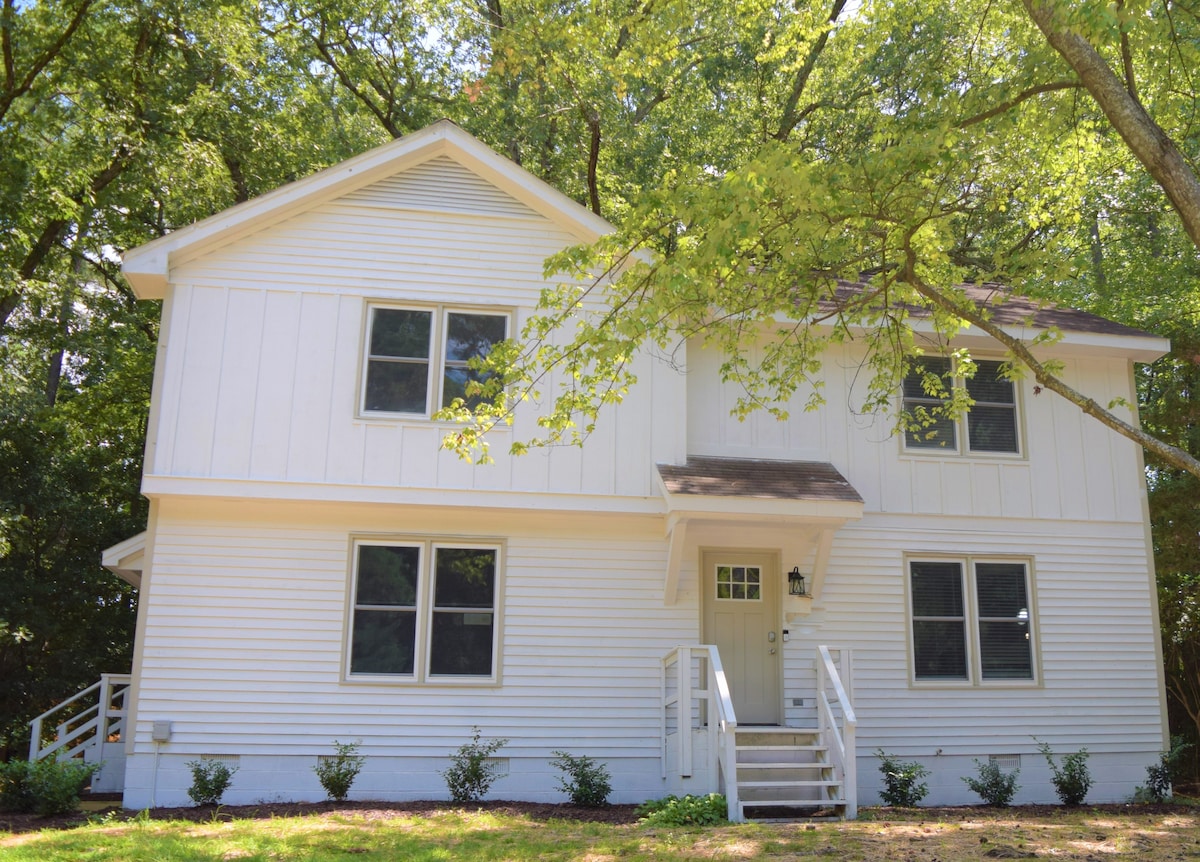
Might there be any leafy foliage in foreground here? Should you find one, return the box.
[1036,741,1091,806]
[313,741,366,802]
[185,760,238,807]
[876,749,930,807]
[635,793,728,826]
[442,728,508,803]
[963,759,1020,807]
[550,751,612,807]
[0,758,101,816]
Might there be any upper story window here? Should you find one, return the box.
[902,357,1020,455]
[362,305,509,417]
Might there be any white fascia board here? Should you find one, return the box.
[139,474,665,515]
[101,531,146,587]
[661,493,864,524]
[121,120,615,300]
[772,312,1170,364]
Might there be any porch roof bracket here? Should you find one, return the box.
[664,514,687,606]
[808,527,836,599]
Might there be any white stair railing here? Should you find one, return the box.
[661,645,741,821]
[816,646,857,818]
[29,674,131,763]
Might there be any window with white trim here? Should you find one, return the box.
[908,557,1035,684]
[348,540,500,681]
[902,357,1020,454]
[362,306,508,416]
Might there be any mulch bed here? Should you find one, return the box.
[3,798,1196,836]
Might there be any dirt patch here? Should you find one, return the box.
[0,798,642,835]
[0,799,1194,838]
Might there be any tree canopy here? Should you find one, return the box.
[2,0,1198,766]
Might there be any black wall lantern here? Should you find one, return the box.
[788,567,807,596]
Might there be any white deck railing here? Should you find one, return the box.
[816,646,857,818]
[29,674,131,763]
[661,645,741,821]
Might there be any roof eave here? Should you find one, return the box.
[120,120,614,300]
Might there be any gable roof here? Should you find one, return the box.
[121,120,614,299]
[824,281,1168,362]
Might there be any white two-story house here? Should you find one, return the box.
[76,120,1169,819]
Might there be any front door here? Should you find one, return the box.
[701,551,780,724]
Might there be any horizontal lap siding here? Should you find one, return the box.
[135,508,694,759]
[789,516,1163,757]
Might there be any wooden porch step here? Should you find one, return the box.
[736,744,824,752]
[737,761,832,770]
[739,779,842,789]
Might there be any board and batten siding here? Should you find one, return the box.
[687,339,1148,524]
[146,158,685,500]
[121,500,695,806]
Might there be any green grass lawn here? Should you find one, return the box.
[3,805,1200,861]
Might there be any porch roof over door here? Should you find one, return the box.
[654,457,864,605]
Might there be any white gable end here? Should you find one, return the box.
[343,156,543,220]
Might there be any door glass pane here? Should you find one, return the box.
[716,564,762,601]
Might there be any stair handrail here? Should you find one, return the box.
[661,646,741,822]
[29,673,131,762]
[816,645,857,819]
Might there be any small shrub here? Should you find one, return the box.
[875,749,930,807]
[1036,740,1091,806]
[0,759,101,816]
[442,727,508,803]
[313,740,365,802]
[186,759,238,806]
[963,758,1020,807]
[551,751,612,807]
[635,793,728,826]
[1143,735,1192,802]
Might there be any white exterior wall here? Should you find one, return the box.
[146,157,685,497]
[687,337,1164,804]
[123,144,1165,810]
[124,498,696,808]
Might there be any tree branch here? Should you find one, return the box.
[0,0,94,124]
[899,243,1200,480]
[1024,1,1200,249]
[956,81,1083,129]
[773,0,847,142]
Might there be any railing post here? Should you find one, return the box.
[844,718,857,819]
[28,717,42,761]
[97,675,112,742]
[679,647,692,778]
[661,652,669,779]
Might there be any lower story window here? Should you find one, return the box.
[349,540,499,681]
[909,557,1035,684]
